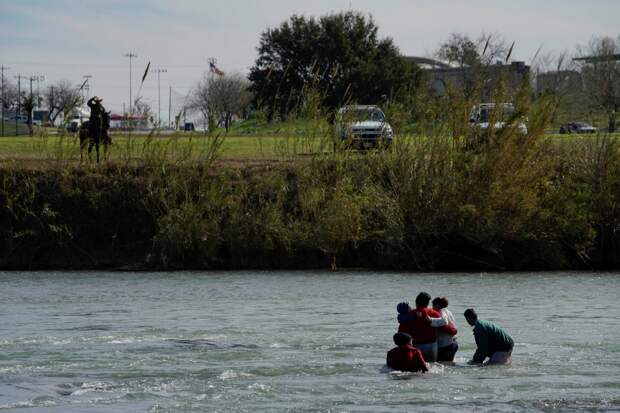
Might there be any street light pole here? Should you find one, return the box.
[168,85,171,129]
[83,74,92,100]
[123,52,137,114]
[33,75,45,109]
[1,65,9,137]
[150,68,167,126]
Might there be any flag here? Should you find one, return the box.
[482,35,490,58]
[209,61,225,77]
[142,61,151,83]
[506,41,515,63]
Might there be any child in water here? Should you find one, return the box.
[386,332,429,373]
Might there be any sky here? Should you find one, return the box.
[1,0,619,117]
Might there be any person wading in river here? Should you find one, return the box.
[396,292,444,362]
[386,332,429,373]
[464,308,514,365]
[432,297,459,362]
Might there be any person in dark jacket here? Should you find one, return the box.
[386,332,429,373]
[464,308,514,365]
[87,96,107,143]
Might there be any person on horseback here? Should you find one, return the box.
[87,96,107,144]
[82,96,111,162]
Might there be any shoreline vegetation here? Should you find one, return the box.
[2,85,620,272]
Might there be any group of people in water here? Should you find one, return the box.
[387,292,514,373]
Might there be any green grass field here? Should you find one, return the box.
[1,125,619,165]
[0,132,333,163]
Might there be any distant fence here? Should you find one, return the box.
[0,121,30,137]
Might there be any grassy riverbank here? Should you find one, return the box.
[1,129,618,163]
[2,89,620,271]
[2,128,620,271]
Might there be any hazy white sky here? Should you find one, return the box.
[1,0,619,115]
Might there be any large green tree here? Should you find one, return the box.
[249,11,420,119]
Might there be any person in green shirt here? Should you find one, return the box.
[464,308,514,365]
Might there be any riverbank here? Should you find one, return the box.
[2,128,620,271]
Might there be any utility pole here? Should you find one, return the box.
[150,67,167,126]
[32,75,45,109]
[16,76,19,136]
[123,52,137,115]
[29,76,35,125]
[49,85,54,125]
[36,76,41,108]
[168,85,171,129]
[14,74,27,135]
[83,74,92,100]
[1,65,9,137]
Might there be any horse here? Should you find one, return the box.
[79,120,111,163]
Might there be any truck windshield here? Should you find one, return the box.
[479,105,514,123]
[343,109,385,122]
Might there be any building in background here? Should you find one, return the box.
[405,56,530,99]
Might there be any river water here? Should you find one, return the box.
[0,271,618,412]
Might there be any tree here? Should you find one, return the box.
[249,11,420,120]
[133,100,152,129]
[188,75,213,131]
[191,73,252,132]
[574,35,620,132]
[44,80,83,126]
[1,81,18,115]
[435,32,509,97]
[44,85,60,124]
[21,91,42,136]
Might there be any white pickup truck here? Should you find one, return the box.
[335,105,393,149]
[469,103,528,135]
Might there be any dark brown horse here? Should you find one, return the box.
[79,120,111,163]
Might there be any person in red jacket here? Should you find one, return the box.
[386,332,429,373]
[396,292,444,362]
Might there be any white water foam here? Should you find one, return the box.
[248,383,271,392]
[218,370,253,380]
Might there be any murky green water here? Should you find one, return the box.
[0,271,618,412]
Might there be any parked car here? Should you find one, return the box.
[66,120,81,133]
[469,103,528,135]
[6,114,28,123]
[335,105,393,149]
[559,122,597,134]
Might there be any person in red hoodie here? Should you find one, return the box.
[396,292,446,362]
[386,332,429,373]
